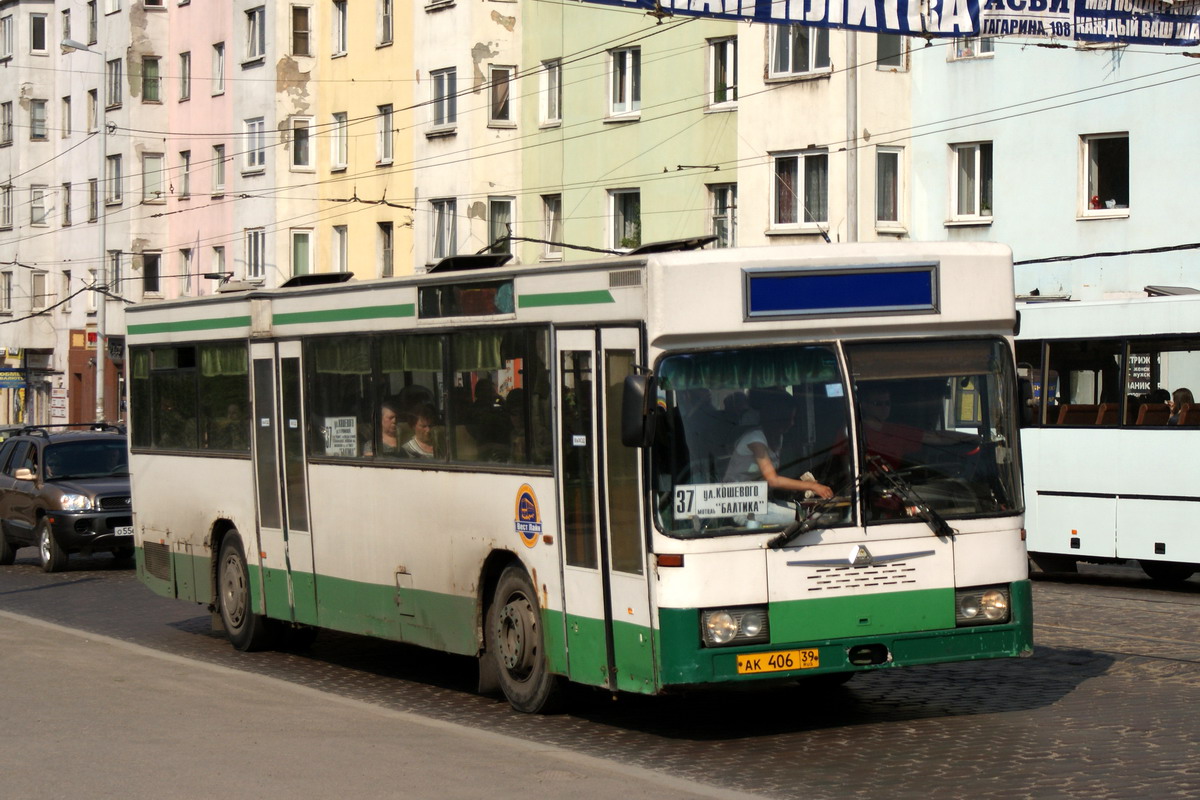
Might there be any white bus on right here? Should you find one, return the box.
[1016,294,1200,585]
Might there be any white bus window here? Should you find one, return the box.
[380,334,445,459]
[305,337,373,459]
[1043,339,1123,426]
[845,339,1021,524]
[653,345,851,538]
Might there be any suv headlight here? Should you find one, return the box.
[700,606,770,647]
[59,494,93,512]
[955,585,1010,626]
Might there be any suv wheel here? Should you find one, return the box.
[37,519,68,573]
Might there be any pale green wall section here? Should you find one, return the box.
[518,4,738,265]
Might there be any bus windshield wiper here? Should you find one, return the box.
[866,456,957,539]
[768,475,857,550]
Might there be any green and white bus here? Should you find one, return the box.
[127,242,1032,712]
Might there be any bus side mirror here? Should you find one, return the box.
[621,374,656,447]
[1018,378,1036,427]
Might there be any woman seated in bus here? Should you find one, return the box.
[401,403,440,458]
[370,399,403,457]
[722,389,833,524]
[1169,387,1195,425]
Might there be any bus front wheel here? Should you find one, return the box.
[218,532,271,652]
[487,565,562,714]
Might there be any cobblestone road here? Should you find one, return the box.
[0,552,1196,799]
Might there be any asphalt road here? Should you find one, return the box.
[0,551,1196,799]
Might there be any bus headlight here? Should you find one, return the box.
[955,586,1010,626]
[701,606,770,647]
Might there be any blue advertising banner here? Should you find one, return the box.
[580,0,1200,46]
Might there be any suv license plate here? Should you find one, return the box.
[114,526,134,537]
[736,648,819,675]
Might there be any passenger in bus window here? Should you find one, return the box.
[1169,387,1194,425]
[365,399,403,457]
[401,404,439,458]
[858,385,975,469]
[722,388,834,520]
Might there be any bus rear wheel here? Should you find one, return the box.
[218,532,271,652]
[1138,559,1197,586]
[487,565,562,714]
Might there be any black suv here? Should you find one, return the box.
[0,425,133,572]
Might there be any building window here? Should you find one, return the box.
[0,102,10,145]
[108,251,122,297]
[332,0,347,55]
[30,186,48,226]
[377,0,393,46]
[245,7,265,62]
[62,182,72,226]
[212,43,225,94]
[106,59,122,107]
[542,194,562,258]
[143,253,161,295]
[291,6,311,56]
[377,222,392,277]
[88,178,98,221]
[30,13,47,54]
[0,272,10,311]
[179,150,191,197]
[180,248,192,294]
[29,99,47,140]
[709,37,737,107]
[31,272,48,310]
[62,270,72,312]
[487,196,514,254]
[179,51,191,100]
[332,225,348,273]
[87,1,97,44]
[61,96,72,137]
[770,25,830,78]
[245,228,265,280]
[87,90,98,131]
[610,189,641,250]
[212,144,226,193]
[244,117,265,171]
[952,35,994,60]
[211,246,226,287]
[142,57,162,103]
[331,112,347,169]
[106,154,122,203]
[540,60,561,125]
[1,15,13,60]
[951,141,993,220]
[610,47,641,116]
[376,104,393,164]
[432,68,456,129]
[291,117,313,169]
[875,147,902,225]
[709,183,737,247]
[489,65,514,125]
[877,34,906,69]
[143,153,165,202]
[773,151,829,227]
[1083,133,1129,214]
[0,186,10,229]
[291,229,313,276]
[431,199,456,260]
[62,10,71,42]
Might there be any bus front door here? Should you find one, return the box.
[556,328,656,693]
[250,341,318,626]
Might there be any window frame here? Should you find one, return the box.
[105,153,122,204]
[179,149,191,198]
[245,7,266,64]
[430,198,457,261]
[376,104,394,164]
[212,143,226,195]
[377,221,393,277]
[30,185,48,227]
[330,111,348,170]
[1080,132,1130,218]
[290,116,314,171]
[211,42,225,95]
[542,193,562,260]
[0,185,11,230]
[431,68,457,131]
[875,146,903,228]
[876,33,907,71]
[62,182,72,226]
[29,13,48,55]
[244,228,266,281]
[106,58,122,108]
[0,102,10,146]
[951,35,995,61]
[290,5,312,57]
[487,196,515,254]
[769,25,831,79]
[377,0,393,46]
[243,117,266,173]
[540,59,562,126]
[609,47,641,118]
[949,141,993,223]
[332,0,348,56]
[142,57,162,103]
[709,182,737,247]
[142,152,166,203]
[708,37,738,108]
[771,150,829,230]
[179,51,191,100]
[332,224,348,273]
[29,99,47,141]
[488,65,515,126]
[61,95,72,138]
[291,229,314,276]
[0,15,13,61]
[610,188,641,251]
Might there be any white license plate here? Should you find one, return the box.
[114,526,134,537]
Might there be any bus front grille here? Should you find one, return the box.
[804,563,920,592]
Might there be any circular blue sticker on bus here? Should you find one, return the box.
[514,484,542,548]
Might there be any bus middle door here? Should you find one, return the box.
[556,328,655,694]
[250,341,318,626]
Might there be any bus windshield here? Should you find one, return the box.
[652,339,1021,539]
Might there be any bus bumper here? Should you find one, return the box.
[656,579,1033,688]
